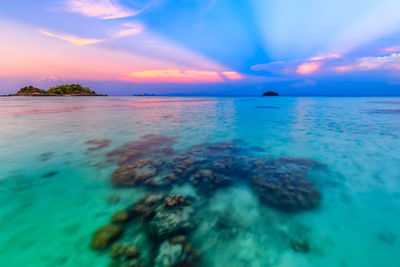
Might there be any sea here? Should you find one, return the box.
[0,96,399,267]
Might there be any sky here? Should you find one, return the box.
[1,0,400,96]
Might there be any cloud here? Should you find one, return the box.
[382,46,400,53]
[251,61,289,74]
[116,23,144,37]
[39,29,104,45]
[64,0,137,19]
[252,59,324,76]
[221,71,243,80]
[309,54,341,61]
[296,62,322,74]
[120,70,244,83]
[334,53,400,72]
[357,53,400,70]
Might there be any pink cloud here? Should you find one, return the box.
[333,65,353,72]
[64,0,137,19]
[334,53,400,72]
[297,62,322,74]
[221,71,243,80]
[382,46,400,53]
[309,54,341,61]
[116,23,144,37]
[38,29,104,45]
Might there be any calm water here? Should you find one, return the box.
[0,96,400,267]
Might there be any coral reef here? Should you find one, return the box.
[90,136,325,265]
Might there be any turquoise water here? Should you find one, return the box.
[0,96,400,267]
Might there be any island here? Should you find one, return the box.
[134,93,159,96]
[12,84,107,96]
[262,91,279,96]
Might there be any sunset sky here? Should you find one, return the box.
[1,0,400,95]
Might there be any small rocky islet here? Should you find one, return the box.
[89,134,323,266]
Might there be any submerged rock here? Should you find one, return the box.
[170,260,196,267]
[39,152,53,161]
[170,235,187,245]
[111,160,157,187]
[155,238,199,267]
[110,242,127,259]
[111,210,131,224]
[150,205,195,238]
[290,239,310,253]
[110,243,140,260]
[117,149,143,166]
[86,139,111,152]
[107,194,120,204]
[107,134,176,166]
[41,171,58,178]
[172,156,197,179]
[192,169,231,192]
[251,157,322,212]
[164,195,191,209]
[125,245,140,259]
[121,259,142,267]
[91,224,123,250]
[252,175,320,212]
[378,232,396,246]
[155,240,186,267]
[131,193,165,221]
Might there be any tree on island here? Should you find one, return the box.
[263,91,279,96]
[48,84,96,95]
[16,86,47,95]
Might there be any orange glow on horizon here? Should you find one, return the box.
[297,62,321,74]
[120,69,225,83]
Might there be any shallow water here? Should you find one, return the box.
[0,96,400,267]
